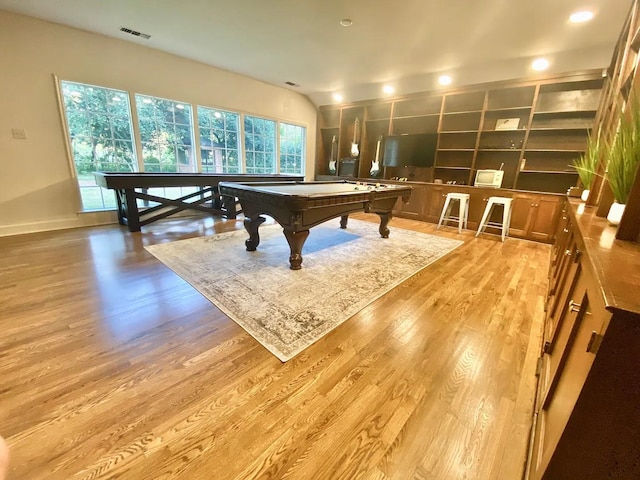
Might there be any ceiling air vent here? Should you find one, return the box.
[285,81,300,87]
[119,27,151,40]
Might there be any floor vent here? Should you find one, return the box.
[119,27,151,40]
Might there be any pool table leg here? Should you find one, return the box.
[340,215,349,229]
[283,229,310,270]
[377,212,391,238]
[243,215,266,251]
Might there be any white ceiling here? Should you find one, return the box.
[0,0,632,106]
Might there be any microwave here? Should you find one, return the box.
[474,169,504,188]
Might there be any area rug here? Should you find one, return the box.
[145,219,463,361]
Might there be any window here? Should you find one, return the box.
[197,106,241,173]
[60,81,306,211]
[279,123,306,175]
[135,95,195,173]
[60,81,137,210]
[244,116,276,174]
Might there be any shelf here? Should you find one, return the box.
[520,169,578,175]
[485,106,532,112]
[434,166,471,170]
[392,114,439,120]
[525,149,585,153]
[438,129,478,134]
[441,129,481,134]
[481,129,527,133]
[437,148,475,152]
[534,109,598,115]
[529,127,590,132]
[479,148,523,152]
[442,110,482,115]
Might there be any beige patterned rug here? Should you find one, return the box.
[145,219,463,361]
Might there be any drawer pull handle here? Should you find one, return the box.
[563,228,570,233]
[569,300,581,313]
[565,249,572,256]
[586,331,603,354]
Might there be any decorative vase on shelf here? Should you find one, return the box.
[607,202,626,225]
[580,189,590,202]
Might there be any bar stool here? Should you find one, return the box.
[476,196,513,242]
[437,192,470,233]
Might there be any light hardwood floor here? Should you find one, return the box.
[0,214,549,480]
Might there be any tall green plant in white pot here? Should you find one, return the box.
[573,134,601,201]
[606,94,640,225]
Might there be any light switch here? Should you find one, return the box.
[12,128,27,140]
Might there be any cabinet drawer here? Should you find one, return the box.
[532,288,608,479]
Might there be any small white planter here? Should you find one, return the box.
[607,201,626,225]
[580,189,590,202]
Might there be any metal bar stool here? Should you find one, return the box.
[476,196,513,242]
[437,192,470,233]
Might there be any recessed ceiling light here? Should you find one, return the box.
[532,58,550,71]
[569,11,594,23]
[340,19,353,27]
[438,75,452,86]
[383,85,395,94]
[333,93,344,102]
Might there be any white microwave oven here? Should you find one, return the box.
[474,169,504,188]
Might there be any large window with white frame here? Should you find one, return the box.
[60,81,137,211]
[279,122,306,175]
[59,80,307,212]
[244,115,277,174]
[197,106,241,173]
[135,94,196,173]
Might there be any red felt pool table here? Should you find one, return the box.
[218,180,412,269]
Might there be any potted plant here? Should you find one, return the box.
[573,134,601,201]
[606,93,640,225]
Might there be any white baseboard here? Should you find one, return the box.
[0,211,118,237]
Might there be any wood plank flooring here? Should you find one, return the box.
[0,214,548,479]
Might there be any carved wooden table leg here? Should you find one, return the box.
[340,215,349,229]
[283,229,310,270]
[243,215,266,251]
[377,212,391,238]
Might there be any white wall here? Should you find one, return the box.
[0,10,318,236]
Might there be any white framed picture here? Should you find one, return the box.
[495,118,520,130]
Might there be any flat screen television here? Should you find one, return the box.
[383,133,437,168]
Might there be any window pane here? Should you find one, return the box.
[197,106,241,173]
[61,80,137,211]
[244,115,276,174]
[279,122,306,175]
[136,94,196,173]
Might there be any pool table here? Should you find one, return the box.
[218,180,412,269]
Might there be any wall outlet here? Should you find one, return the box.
[12,128,27,140]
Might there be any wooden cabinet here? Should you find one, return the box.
[317,72,604,195]
[508,192,563,242]
[391,182,428,219]
[527,199,640,480]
